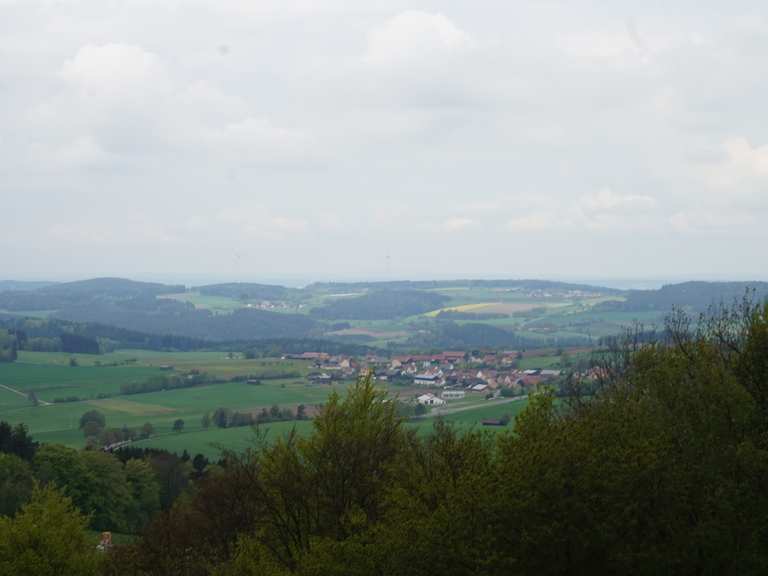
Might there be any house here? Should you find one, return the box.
[440,351,466,363]
[441,389,466,400]
[414,373,442,387]
[417,393,445,406]
[470,383,488,392]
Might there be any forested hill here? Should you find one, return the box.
[596,281,768,313]
[0,278,317,343]
[0,277,184,311]
[54,301,318,341]
[2,277,767,349]
[195,282,303,301]
[308,278,621,294]
[0,280,56,292]
[311,290,449,320]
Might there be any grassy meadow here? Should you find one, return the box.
[0,349,535,459]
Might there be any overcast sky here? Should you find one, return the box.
[2,1,767,284]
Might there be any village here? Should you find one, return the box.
[284,349,589,413]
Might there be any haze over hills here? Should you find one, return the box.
[1,276,767,353]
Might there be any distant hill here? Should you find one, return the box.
[3,276,766,350]
[54,300,319,342]
[596,281,768,313]
[0,277,184,311]
[311,290,449,320]
[0,280,56,292]
[41,277,184,298]
[404,322,590,350]
[196,282,303,301]
[308,279,620,294]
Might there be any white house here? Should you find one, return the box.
[441,389,466,400]
[417,393,445,406]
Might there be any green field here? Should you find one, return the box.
[133,398,530,458]
[0,351,319,450]
[0,361,163,401]
[0,348,535,458]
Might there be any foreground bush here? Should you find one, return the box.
[0,486,100,576]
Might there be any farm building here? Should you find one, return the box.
[417,393,445,406]
[441,389,466,400]
[414,373,442,387]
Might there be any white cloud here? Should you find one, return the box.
[704,137,768,189]
[578,188,656,213]
[669,209,757,234]
[205,116,314,164]
[60,43,167,100]
[507,214,557,232]
[53,136,116,168]
[365,11,470,67]
[442,217,475,231]
[505,189,657,234]
[270,216,308,233]
[560,25,676,68]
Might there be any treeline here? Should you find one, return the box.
[120,371,212,395]
[203,404,308,429]
[0,329,17,362]
[0,316,210,354]
[97,300,768,575]
[241,338,372,358]
[1,315,375,359]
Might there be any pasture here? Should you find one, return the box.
[132,397,531,458]
[0,347,534,458]
[0,351,323,451]
[0,361,163,401]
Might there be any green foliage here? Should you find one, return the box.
[0,486,100,576]
[79,451,133,532]
[0,329,17,363]
[140,422,155,438]
[33,445,96,518]
[0,421,38,461]
[0,453,34,517]
[79,410,106,431]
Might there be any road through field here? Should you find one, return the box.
[0,382,52,406]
